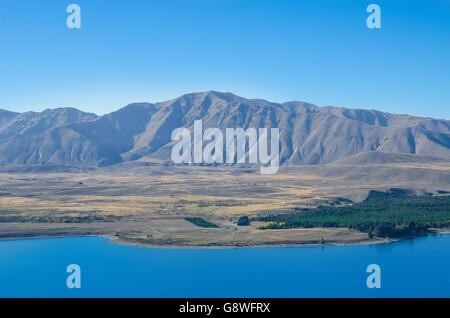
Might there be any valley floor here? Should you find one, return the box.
[0,160,448,247]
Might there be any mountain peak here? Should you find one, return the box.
[172,91,243,104]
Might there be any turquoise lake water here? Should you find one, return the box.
[0,234,449,298]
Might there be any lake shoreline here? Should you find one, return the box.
[1,228,448,249]
[109,235,386,249]
[109,229,450,249]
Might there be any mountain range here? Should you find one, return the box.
[1,91,449,168]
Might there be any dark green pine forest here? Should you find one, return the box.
[256,191,450,238]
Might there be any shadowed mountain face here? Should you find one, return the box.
[0,91,449,167]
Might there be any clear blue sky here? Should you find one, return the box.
[0,0,449,119]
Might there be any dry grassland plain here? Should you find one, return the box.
[0,160,449,247]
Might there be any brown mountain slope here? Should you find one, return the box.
[0,91,449,167]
